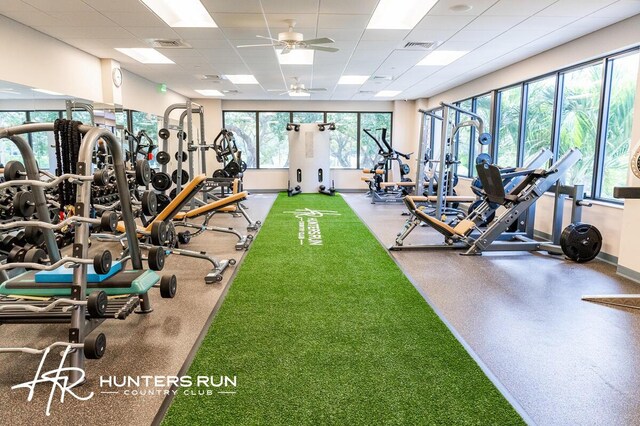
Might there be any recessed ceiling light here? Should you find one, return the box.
[375,90,401,97]
[195,89,224,97]
[225,75,259,85]
[32,88,63,96]
[140,0,217,28]
[338,75,370,85]
[367,0,438,30]
[276,49,314,65]
[417,50,469,66]
[450,4,473,12]
[115,48,174,64]
[289,92,311,97]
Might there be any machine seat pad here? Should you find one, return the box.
[173,191,248,220]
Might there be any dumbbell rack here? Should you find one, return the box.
[0,122,145,383]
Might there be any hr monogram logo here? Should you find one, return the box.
[282,208,341,246]
[12,345,94,416]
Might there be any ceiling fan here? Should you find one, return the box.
[268,77,327,96]
[237,19,339,54]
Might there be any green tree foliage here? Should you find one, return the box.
[224,112,257,168]
[496,86,522,167]
[293,112,323,123]
[258,112,289,168]
[456,100,473,176]
[327,112,357,168]
[523,76,556,160]
[601,54,639,198]
[0,111,27,166]
[360,113,392,169]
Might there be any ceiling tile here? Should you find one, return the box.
[318,0,377,14]
[536,0,617,17]
[24,0,93,12]
[213,13,266,27]
[426,0,497,16]
[485,0,556,16]
[317,14,370,29]
[172,28,226,40]
[260,0,320,14]
[361,29,411,41]
[463,15,529,31]
[101,11,165,27]
[201,0,262,13]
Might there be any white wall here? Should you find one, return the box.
[417,16,640,261]
[0,15,102,102]
[121,71,187,117]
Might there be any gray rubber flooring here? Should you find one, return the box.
[0,193,276,425]
[342,192,640,426]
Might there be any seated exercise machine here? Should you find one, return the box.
[0,122,177,381]
[361,127,414,204]
[392,148,602,262]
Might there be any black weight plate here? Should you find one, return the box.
[135,160,151,186]
[171,169,189,184]
[101,211,118,232]
[24,226,45,245]
[7,246,26,263]
[467,200,495,227]
[240,161,247,172]
[560,222,602,263]
[156,151,171,165]
[23,248,47,264]
[156,194,171,211]
[141,190,158,216]
[160,274,177,298]
[158,128,170,140]
[4,161,26,181]
[93,169,109,186]
[148,246,165,271]
[174,151,188,162]
[212,169,227,178]
[150,221,168,246]
[476,153,492,165]
[151,172,171,191]
[94,250,112,275]
[169,188,178,200]
[13,191,35,217]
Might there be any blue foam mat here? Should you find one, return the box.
[34,260,123,283]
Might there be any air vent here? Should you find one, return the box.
[403,41,438,50]
[358,90,375,94]
[222,90,239,94]
[372,75,393,81]
[197,74,225,82]
[149,39,192,49]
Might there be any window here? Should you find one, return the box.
[258,112,289,168]
[600,52,639,199]
[131,111,160,168]
[29,111,59,170]
[327,112,357,168]
[223,112,257,168]
[456,99,472,176]
[360,112,392,169]
[495,86,522,167]
[474,94,492,130]
[523,76,556,160]
[0,111,28,167]
[557,63,603,195]
[293,112,324,123]
[71,110,93,124]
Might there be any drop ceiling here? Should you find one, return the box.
[0,0,639,101]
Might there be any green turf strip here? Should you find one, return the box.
[163,194,523,425]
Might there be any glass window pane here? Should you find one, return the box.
[558,63,603,195]
[293,112,323,123]
[258,112,289,168]
[474,94,492,130]
[523,76,556,159]
[496,86,522,167]
[131,111,160,168]
[456,99,472,176]
[327,112,357,168]
[29,111,59,170]
[223,112,257,168]
[72,110,92,124]
[0,111,28,166]
[601,53,639,199]
[360,112,392,169]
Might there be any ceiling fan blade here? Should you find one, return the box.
[237,43,277,48]
[266,89,285,92]
[256,35,280,42]
[308,45,339,52]
[278,91,290,96]
[280,45,292,55]
[306,88,327,92]
[303,37,335,45]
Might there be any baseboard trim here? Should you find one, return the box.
[533,230,618,265]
